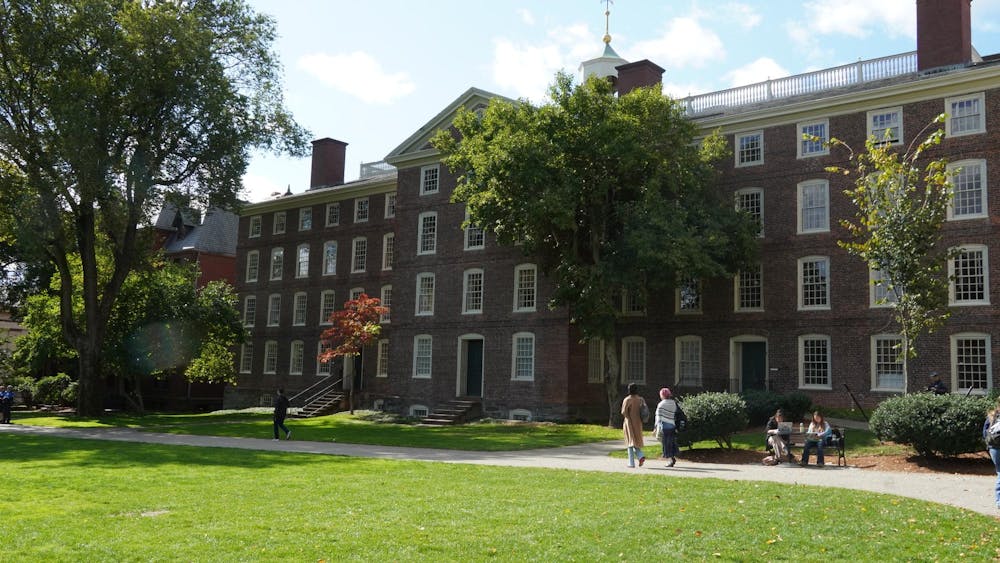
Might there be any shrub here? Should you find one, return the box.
[677,392,748,449]
[869,393,992,457]
[780,392,813,424]
[5,374,37,407]
[34,372,75,406]
[741,389,782,426]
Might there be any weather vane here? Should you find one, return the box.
[602,0,614,44]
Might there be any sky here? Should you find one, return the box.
[241,0,1000,203]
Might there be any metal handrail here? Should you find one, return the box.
[289,376,342,406]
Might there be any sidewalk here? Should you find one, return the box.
[2,423,997,517]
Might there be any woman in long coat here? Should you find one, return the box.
[621,382,646,467]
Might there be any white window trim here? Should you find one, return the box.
[322,241,337,276]
[269,247,283,281]
[464,208,485,250]
[376,339,389,377]
[734,187,764,238]
[870,334,904,392]
[354,197,369,223]
[797,255,831,311]
[798,334,832,390]
[866,106,903,145]
[317,342,332,376]
[509,409,533,422]
[674,279,702,315]
[620,336,647,384]
[945,92,986,138]
[325,203,340,227]
[409,404,429,417]
[245,250,259,283]
[298,207,312,231]
[319,290,335,325]
[869,267,898,309]
[382,233,394,271]
[733,265,764,313]
[292,292,307,326]
[295,244,309,279]
[948,244,990,306]
[243,295,256,327]
[272,211,286,235]
[511,332,535,381]
[289,340,304,375]
[513,263,537,313]
[412,335,433,379]
[462,268,484,314]
[674,335,702,387]
[417,211,437,256]
[415,272,435,316]
[384,192,397,219]
[267,294,281,327]
[239,343,253,374]
[950,332,992,395]
[263,340,278,375]
[351,237,367,273]
[734,130,764,167]
[946,159,988,221]
[350,287,365,301]
[420,164,440,195]
[248,215,262,238]
[379,285,392,324]
[797,118,830,158]
[796,179,830,234]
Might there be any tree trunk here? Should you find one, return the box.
[604,338,621,428]
[76,340,104,416]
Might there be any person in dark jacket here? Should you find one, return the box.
[926,372,948,394]
[273,389,291,440]
[0,385,12,423]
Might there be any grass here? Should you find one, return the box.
[2,433,998,562]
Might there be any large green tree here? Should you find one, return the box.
[0,0,307,415]
[433,73,758,425]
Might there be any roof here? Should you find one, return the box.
[156,204,238,257]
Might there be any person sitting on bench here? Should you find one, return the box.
[764,408,791,464]
[800,411,832,467]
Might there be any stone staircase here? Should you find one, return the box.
[421,398,482,426]
[294,388,346,418]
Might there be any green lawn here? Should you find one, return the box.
[1,433,997,561]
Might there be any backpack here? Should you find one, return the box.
[639,400,650,423]
[987,416,1000,448]
[675,404,687,432]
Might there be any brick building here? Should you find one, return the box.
[229,0,999,419]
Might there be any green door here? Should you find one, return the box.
[741,342,767,391]
[466,340,483,397]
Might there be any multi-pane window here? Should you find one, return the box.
[949,246,988,305]
[945,93,985,137]
[587,339,604,384]
[382,233,394,270]
[267,294,281,326]
[797,119,829,157]
[420,164,440,195]
[621,337,646,384]
[351,237,367,273]
[464,209,484,250]
[273,211,286,234]
[326,203,340,226]
[243,295,257,327]
[463,269,484,314]
[735,131,763,166]
[350,287,364,301]
[872,335,904,391]
[289,340,304,375]
[513,264,537,312]
[263,340,278,374]
[323,241,337,276]
[239,342,253,374]
[799,335,831,388]
[246,251,260,283]
[384,193,396,218]
[799,256,830,310]
[948,160,987,219]
[418,212,437,255]
[676,278,701,314]
[735,265,763,311]
[676,336,702,386]
[354,198,369,223]
[735,188,763,237]
[269,248,283,280]
[512,332,535,381]
[952,333,991,392]
[621,290,646,316]
[870,268,898,307]
[319,290,335,325]
[296,244,309,278]
[867,107,902,144]
[413,335,433,378]
[249,216,262,238]
[797,180,829,233]
[317,341,332,375]
[379,285,392,323]
[299,208,312,231]
[292,292,307,326]
[416,273,435,315]
[376,339,389,377]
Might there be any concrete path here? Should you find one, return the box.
[3,423,998,517]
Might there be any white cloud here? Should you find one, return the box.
[517,8,535,26]
[627,17,726,69]
[490,24,601,101]
[297,51,415,105]
[723,57,790,88]
[723,3,762,29]
[788,0,914,55]
[240,173,285,204]
[662,80,714,100]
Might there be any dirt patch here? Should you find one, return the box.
[680,447,996,475]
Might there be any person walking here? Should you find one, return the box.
[273,389,291,440]
[620,383,647,468]
[0,385,12,424]
[654,387,680,467]
[984,397,1000,510]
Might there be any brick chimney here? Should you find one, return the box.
[917,0,972,72]
[310,138,348,189]
[615,59,665,96]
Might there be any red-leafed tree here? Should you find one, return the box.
[318,294,387,413]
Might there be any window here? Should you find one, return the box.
[951,333,991,393]
[416,273,435,315]
[464,209,484,250]
[317,341,332,375]
[382,233,394,270]
[621,290,646,316]
[384,193,396,218]
[267,294,281,326]
[872,335,904,391]
[421,164,440,195]
[797,180,829,233]
[512,332,535,381]
[269,248,284,280]
[292,292,307,326]
[513,264,537,312]
[380,285,392,323]
[458,269,484,314]
[245,251,259,282]
[509,409,532,422]
[351,237,367,273]
[621,337,646,384]
[299,207,312,231]
[799,335,831,388]
[376,339,389,377]
[319,290,335,325]
[326,203,340,227]
[587,339,605,384]
[867,107,902,144]
[350,287,364,301]
[263,340,278,374]
[949,245,989,305]
[735,265,763,311]
[296,244,309,278]
[945,93,985,137]
[947,160,987,220]
[797,119,829,158]
[735,188,763,237]
[249,216,262,238]
[418,212,437,255]
[870,268,898,308]
[410,404,429,417]
[273,211,286,234]
[676,278,701,314]
[675,336,702,386]
[239,342,253,374]
[289,341,304,375]
[735,131,763,167]
[243,295,257,327]
[413,335,432,378]
[798,256,830,310]
[355,197,369,223]
[322,241,337,276]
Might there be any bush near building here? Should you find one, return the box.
[869,393,994,457]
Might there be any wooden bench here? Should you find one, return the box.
[766,427,846,467]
